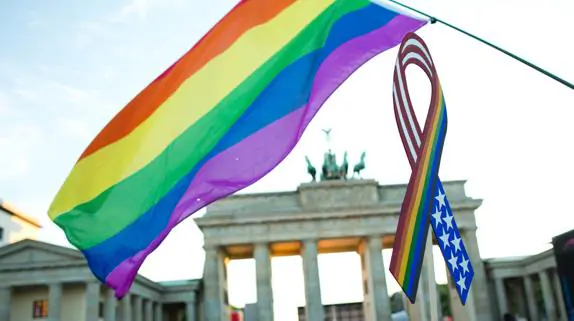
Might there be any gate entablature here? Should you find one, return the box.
[195,179,480,254]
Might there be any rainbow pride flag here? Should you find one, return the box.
[48,0,427,297]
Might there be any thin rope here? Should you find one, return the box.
[388,0,574,90]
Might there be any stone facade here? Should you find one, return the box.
[485,249,568,321]
[0,180,566,321]
[195,179,491,321]
[0,239,200,321]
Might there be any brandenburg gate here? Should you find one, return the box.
[195,152,492,321]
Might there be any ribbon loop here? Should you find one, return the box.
[389,32,473,305]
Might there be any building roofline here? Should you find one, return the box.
[0,199,42,228]
[483,247,555,267]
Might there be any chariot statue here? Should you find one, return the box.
[304,129,366,182]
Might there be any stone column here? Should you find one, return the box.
[0,286,11,321]
[121,294,132,321]
[448,274,470,321]
[48,283,62,321]
[462,230,493,321]
[495,277,508,318]
[203,245,228,321]
[360,235,392,321]
[186,293,197,321]
[134,296,143,321]
[144,299,153,321]
[302,239,324,321]
[552,270,568,321]
[540,270,557,321]
[523,274,539,321]
[254,242,274,321]
[85,282,101,321]
[154,302,163,321]
[414,234,440,321]
[104,287,116,321]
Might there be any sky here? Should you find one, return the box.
[0,0,573,320]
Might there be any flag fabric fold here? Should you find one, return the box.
[48,0,427,297]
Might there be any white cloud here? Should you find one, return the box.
[110,0,187,23]
[111,0,152,23]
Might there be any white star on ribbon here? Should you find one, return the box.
[439,233,450,248]
[431,207,443,229]
[457,276,467,291]
[447,252,458,272]
[459,256,470,274]
[443,211,454,231]
[435,190,446,209]
[451,235,462,254]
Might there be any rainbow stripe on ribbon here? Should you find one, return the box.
[48,0,427,298]
[390,91,447,300]
[389,33,448,302]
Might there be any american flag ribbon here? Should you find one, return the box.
[389,32,473,304]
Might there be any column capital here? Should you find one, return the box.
[203,244,220,251]
[356,235,382,254]
[301,238,319,246]
[187,291,197,303]
[253,242,271,253]
[105,287,116,298]
[366,235,383,247]
[85,280,101,288]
